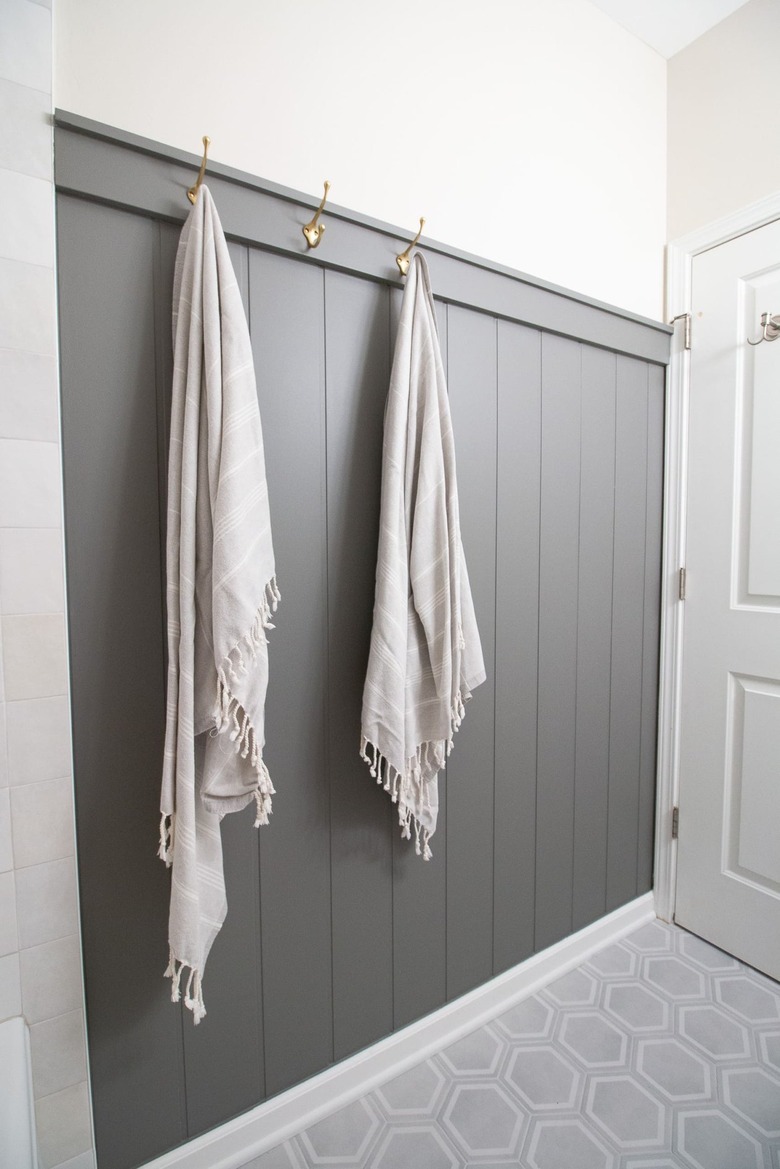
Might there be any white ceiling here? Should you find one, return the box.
[588,0,752,58]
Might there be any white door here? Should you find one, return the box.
[675,216,780,980]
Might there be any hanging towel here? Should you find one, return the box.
[159,185,279,1023]
[360,252,485,860]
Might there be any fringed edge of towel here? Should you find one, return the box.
[214,575,281,827]
[360,690,469,862]
[158,812,175,867]
[157,576,281,867]
[164,946,206,1024]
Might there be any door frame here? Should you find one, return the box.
[655,189,780,923]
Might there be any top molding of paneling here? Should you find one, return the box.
[54,112,671,366]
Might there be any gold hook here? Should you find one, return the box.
[303,181,331,248]
[187,136,211,205]
[396,217,425,276]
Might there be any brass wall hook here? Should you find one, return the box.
[303,181,331,248]
[397,217,426,276]
[747,311,780,346]
[187,136,211,205]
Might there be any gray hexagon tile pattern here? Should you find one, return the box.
[241,922,780,1169]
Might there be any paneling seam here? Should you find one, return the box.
[323,266,336,1065]
[532,332,543,956]
[636,363,651,896]
[605,355,619,914]
[572,342,584,939]
[444,300,449,1005]
[247,248,269,1102]
[152,216,190,1141]
[492,315,499,975]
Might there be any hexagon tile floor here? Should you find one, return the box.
[241,921,780,1169]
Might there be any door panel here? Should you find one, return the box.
[743,272,780,603]
[675,217,780,979]
[727,675,780,890]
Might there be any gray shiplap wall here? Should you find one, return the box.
[54,115,667,1169]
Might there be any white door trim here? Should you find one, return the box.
[655,189,780,924]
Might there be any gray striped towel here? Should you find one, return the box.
[360,252,485,859]
[159,185,279,1022]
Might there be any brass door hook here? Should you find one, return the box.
[187,136,211,205]
[303,182,331,248]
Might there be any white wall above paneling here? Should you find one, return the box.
[668,0,780,241]
[53,0,667,319]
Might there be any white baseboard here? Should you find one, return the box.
[142,892,655,1169]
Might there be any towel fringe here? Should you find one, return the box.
[360,691,472,861]
[158,813,174,867]
[164,949,206,1024]
[210,578,279,824]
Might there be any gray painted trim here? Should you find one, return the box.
[53,111,671,366]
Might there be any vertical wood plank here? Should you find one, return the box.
[637,363,665,892]
[445,305,497,1001]
[535,334,582,952]
[182,805,264,1129]
[572,346,617,931]
[181,242,265,1133]
[57,196,187,1169]
[493,320,541,974]
[326,269,394,1060]
[249,250,333,1095]
[607,356,649,910]
[391,292,448,1030]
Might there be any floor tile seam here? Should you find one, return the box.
[669,1098,778,1165]
[551,1017,639,1077]
[582,1068,675,1131]
[295,1107,390,1169]
[435,1094,507,1164]
[492,1002,560,1046]
[711,1065,780,1144]
[515,1105,624,1165]
[433,1070,532,1141]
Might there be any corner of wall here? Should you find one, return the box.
[0,2,93,1167]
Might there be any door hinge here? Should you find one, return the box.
[672,806,679,839]
[669,312,692,350]
[678,567,687,601]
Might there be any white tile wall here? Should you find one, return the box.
[0,787,12,871]
[0,439,62,528]
[0,168,55,267]
[10,777,74,887]
[0,951,22,1020]
[0,77,51,180]
[0,2,93,1167]
[0,870,19,955]
[7,695,72,785]
[0,705,8,788]
[16,857,78,949]
[54,1154,95,1169]
[0,2,50,91]
[29,1008,87,1098]
[0,349,60,441]
[3,612,68,700]
[0,258,57,353]
[35,1080,92,1169]
[20,934,83,1025]
[0,528,64,613]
